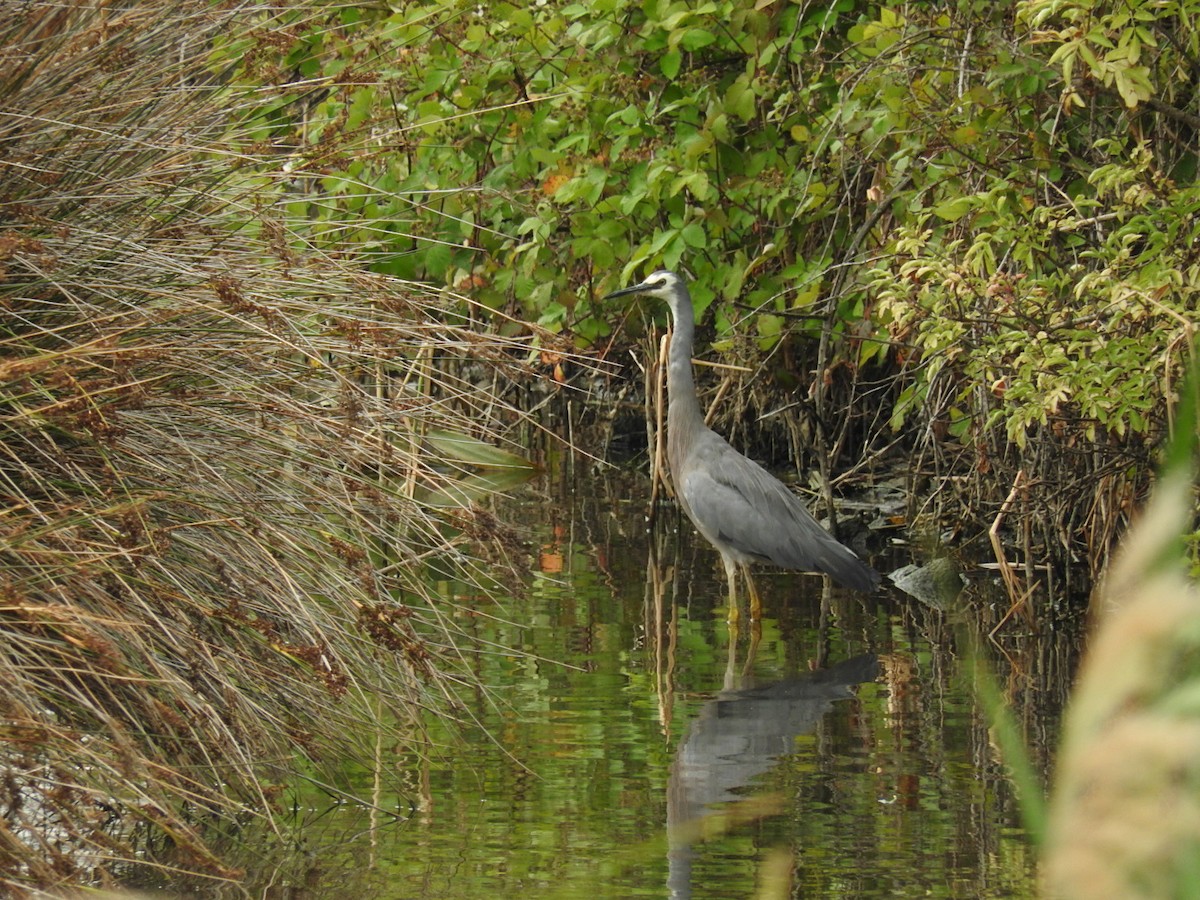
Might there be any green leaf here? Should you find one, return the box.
[724,76,757,122]
[757,313,783,338]
[419,469,537,509]
[679,28,715,52]
[424,430,535,470]
[933,196,974,222]
[346,87,375,130]
[680,223,707,248]
[423,241,454,280]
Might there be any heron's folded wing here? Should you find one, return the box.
[678,439,878,591]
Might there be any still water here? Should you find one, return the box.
[192,466,1069,898]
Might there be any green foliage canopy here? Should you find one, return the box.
[218,0,1200,578]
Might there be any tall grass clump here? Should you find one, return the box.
[0,3,545,893]
[1042,367,1200,899]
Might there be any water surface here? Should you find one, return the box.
[161,467,1064,898]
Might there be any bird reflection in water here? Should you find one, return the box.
[666,654,880,898]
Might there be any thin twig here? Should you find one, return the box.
[988,469,1036,630]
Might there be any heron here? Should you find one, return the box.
[605,270,879,621]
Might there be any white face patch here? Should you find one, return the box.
[644,272,675,295]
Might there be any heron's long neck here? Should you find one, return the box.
[666,291,706,468]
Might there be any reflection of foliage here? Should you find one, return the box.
[161,503,1039,898]
[0,3,540,892]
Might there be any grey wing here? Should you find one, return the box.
[678,437,879,592]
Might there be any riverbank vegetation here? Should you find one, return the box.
[218,0,1197,602]
[3,0,1198,893]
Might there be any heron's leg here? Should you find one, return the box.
[743,566,763,621]
[723,622,739,690]
[741,617,762,679]
[721,554,740,625]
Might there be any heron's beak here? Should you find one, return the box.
[602,279,652,300]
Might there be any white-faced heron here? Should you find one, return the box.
[605,270,879,620]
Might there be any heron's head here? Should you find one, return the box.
[602,270,683,303]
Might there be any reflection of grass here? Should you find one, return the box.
[0,4,541,893]
[969,656,1048,848]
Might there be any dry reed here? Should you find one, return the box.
[1,2,546,893]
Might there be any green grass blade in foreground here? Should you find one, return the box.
[967,654,1047,848]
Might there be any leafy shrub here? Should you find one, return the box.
[214,0,1200,593]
